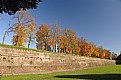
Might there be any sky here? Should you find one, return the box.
[0,0,121,54]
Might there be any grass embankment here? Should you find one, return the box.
[0,44,52,53]
[0,65,121,80]
[0,44,74,55]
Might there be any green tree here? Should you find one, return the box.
[0,0,42,15]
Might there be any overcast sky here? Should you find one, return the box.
[0,0,121,54]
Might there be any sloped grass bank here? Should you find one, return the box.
[0,44,51,53]
[0,65,121,80]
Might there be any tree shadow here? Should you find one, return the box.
[55,74,121,80]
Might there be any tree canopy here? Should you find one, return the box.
[35,23,117,60]
[0,0,42,15]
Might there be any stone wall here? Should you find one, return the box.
[0,46,116,75]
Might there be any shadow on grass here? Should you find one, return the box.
[55,74,121,80]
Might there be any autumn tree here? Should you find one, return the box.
[87,42,95,57]
[72,38,80,55]
[78,37,89,56]
[27,21,37,48]
[35,22,115,59]
[59,28,79,54]
[59,32,68,53]
[12,26,28,47]
[49,22,62,52]
[77,37,96,57]
[95,46,105,58]
[36,24,50,50]
[9,10,36,47]
[103,49,111,59]
[92,47,100,58]
[81,42,89,56]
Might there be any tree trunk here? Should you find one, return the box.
[28,35,31,48]
[2,30,7,44]
[15,35,19,46]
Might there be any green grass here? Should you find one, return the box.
[0,65,121,80]
[0,43,77,56]
[0,43,53,53]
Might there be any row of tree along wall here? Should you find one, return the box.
[0,46,116,75]
[3,10,117,59]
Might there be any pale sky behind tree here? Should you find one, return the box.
[0,0,121,55]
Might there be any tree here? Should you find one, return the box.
[78,37,88,56]
[59,28,77,54]
[72,38,80,55]
[2,27,14,44]
[96,46,105,58]
[59,33,68,53]
[10,10,36,47]
[12,26,28,47]
[0,0,42,15]
[93,48,99,57]
[27,21,37,48]
[87,42,95,57]
[104,49,111,59]
[117,54,121,60]
[111,52,117,60]
[36,24,50,50]
[49,22,61,52]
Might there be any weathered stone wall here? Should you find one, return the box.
[0,46,116,75]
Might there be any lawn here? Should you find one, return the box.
[0,65,121,80]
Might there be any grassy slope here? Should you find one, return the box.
[0,65,121,80]
[0,44,52,53]
[0,44,75,55]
